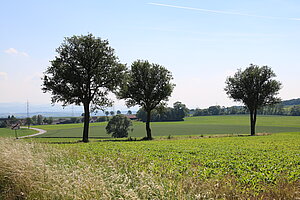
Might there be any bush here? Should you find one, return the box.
[96,116,107,122]
[0,121,8,128]
[106,115,133,138]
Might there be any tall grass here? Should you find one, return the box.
[0,138,299,199]
[0,138,166,199]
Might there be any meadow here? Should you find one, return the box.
[0,127,37,138]
[34,115,300,138]
[0,115,300,199]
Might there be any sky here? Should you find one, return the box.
[0,0,300,112]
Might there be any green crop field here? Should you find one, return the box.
[0,115,300,199]
[0,127,37,137]
[1,131,299,199]
[34,115,300,138]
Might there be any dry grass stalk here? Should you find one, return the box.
[0,138,299,199]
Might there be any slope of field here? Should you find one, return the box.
[0,128,37,137]
[1,131,299,199]
[34,115,300,138]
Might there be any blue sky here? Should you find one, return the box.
[0,0,299,111]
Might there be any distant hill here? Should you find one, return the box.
[281,98,300,106]
[0,102,137,118]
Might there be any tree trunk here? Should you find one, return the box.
[145,110,152,140]
[82,102,90,142]
[250,109,256,136]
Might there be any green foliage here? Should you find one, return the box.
[0,121,8,128]
[225,64,281,135]
[42,34,126,142]
[25,117,33,127]
[30,115,44,125]
[47,117,53,125]
[192,103,299,116]
[137,101,189,122]
[9,115,17,124]
[282,98,300,106]
[120,60,174,110]
[225,65,281,108]
[42,34,125,108]
[119,60,175,139]
[96,116,107,122]
[290,105,300,116]
[70,117,77,123]
[173,101,189,119]
[37,115,43,125]
[32,115,37,124]
[106,115,133,138]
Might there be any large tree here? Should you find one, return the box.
[119,60,175,139]
[225,64,281,135]
[42,34,126,142]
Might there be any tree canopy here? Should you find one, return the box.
[42,34,126,142]
[119,60,175,139]
[136,101,189,122]
[106,114,133,138]
[225,64,281,135]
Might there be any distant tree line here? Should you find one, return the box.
[27,115,54,125]
[0,115,18,128]
[192,104,300,117]
[281,98,300,106]
[136,102,189,122]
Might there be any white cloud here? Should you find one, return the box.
[4,48,29,57]
[0,72,8,81]
[4,48,18,54]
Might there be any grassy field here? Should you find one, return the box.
[0,132,299,199]
[34,115,300,138]
[0,127,37,138]
[0,115,299,199]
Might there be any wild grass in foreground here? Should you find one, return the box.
[0,138,163,199]
[0,133,300,199]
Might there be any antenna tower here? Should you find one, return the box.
[26,100,30,128]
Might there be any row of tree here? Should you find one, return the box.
[0,115,18,128]
[192,104,300,116]
[26,115,54,125]
[42,34,174,141]
[42,34,282,141]
[103,110,132,116]
[137,102,189,122]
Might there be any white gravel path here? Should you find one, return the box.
[18,127,47,139]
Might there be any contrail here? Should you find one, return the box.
[148,2,300,21]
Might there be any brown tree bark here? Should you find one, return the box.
[145,110,152,140]
[82,102,90,142]
[250,109,257,136]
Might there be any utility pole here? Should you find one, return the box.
[72,105,74,117]
[27,100,30,129]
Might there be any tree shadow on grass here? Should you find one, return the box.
[94,137,143,143]
[31,136,111,144]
